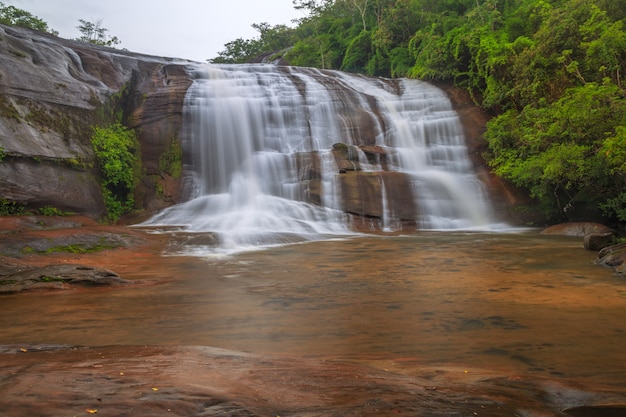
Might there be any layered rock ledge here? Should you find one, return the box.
[0,24,192,218]
[0,344,624,417]
[0,215,163,293]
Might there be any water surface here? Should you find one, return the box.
[1,231,625,388]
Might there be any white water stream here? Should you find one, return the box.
[142,64,499,253]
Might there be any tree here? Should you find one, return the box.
[0,2,57,34]
[210,23,296,63]
[76,19,120,47]
[485,81,626,221]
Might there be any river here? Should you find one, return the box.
[1,230,625,390]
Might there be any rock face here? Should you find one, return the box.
[0,24,192,218]
[0,24,525,226]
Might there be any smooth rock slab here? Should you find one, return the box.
[541,222,614,237]
[0,345,624,417]
[0,264,133,294]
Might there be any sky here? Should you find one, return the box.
[6,0,304,62]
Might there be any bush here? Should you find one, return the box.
[0,199,25,216]
[91,123,141,222]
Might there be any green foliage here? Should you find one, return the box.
[37,206,72,216]
[91,123,141,222]
[0,146,5,161]
[486,81,626,220]
[210,23,296,63]
[0,2,58,35]
[75,19,120,47]
[0,199,24,216]
[159,137,183,178]
[341,30,372,72]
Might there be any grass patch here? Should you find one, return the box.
[39,276,69,283]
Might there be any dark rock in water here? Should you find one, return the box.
[541,222,614,237]
[596,242,626,270]
[584,232,615,251]
[338,171,417,220]
[0,264,133,293]
[563,404,626,417]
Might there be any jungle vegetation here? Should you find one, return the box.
[213,0,626,225]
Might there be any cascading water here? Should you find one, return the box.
[142,64,498,254]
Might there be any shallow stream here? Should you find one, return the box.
[1,231,625,388]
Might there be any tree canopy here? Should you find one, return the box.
[0,2,57,35]
[75,19,121,47]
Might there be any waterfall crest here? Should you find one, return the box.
[142,64,499,254]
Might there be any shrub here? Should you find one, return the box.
[91,123,141,222]
[0,199,25,216]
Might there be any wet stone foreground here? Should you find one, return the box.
[1,345,625,417]
[1,217,626,416]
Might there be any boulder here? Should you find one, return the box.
[541,222,614,237]
[338,171,417,220]
[583,232,615,251]
[596,242,626,269]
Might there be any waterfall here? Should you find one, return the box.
[142,64,499,254]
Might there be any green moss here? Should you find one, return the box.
[0,95,21,122]
[37,206,73,216]
[23,100,79,138]
[45,243,120,254]
[21,245,34,254]
[158,137,183,178]
[9,48,26,58]
[40,276,69,283]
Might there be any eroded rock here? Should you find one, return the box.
[339,171,417,220]
[584,232,615,251]
[0,345,623,417]
[0,24,192,218]
[541,222,614,237]
[596,242,626,269]
[0,264,133,294]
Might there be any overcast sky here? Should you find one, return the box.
[6,0,303,62]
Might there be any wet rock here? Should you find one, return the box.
[0,264,133,294]
[584,232,615,251]
[0,344,623,417]
[339,171,417,220]
[332,142,363,172]
[0,24,192,218]
[0,230,130,257]
[541,222,614,237]
[563,404,626,417]
[596,242,626,269]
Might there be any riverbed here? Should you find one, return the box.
[2,230,625,390]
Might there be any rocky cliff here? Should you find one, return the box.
[0,24,192,219]
[0,24,526,225]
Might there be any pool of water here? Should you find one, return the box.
[1,231,625,387]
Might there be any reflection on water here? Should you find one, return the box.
[1,231,625,386]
